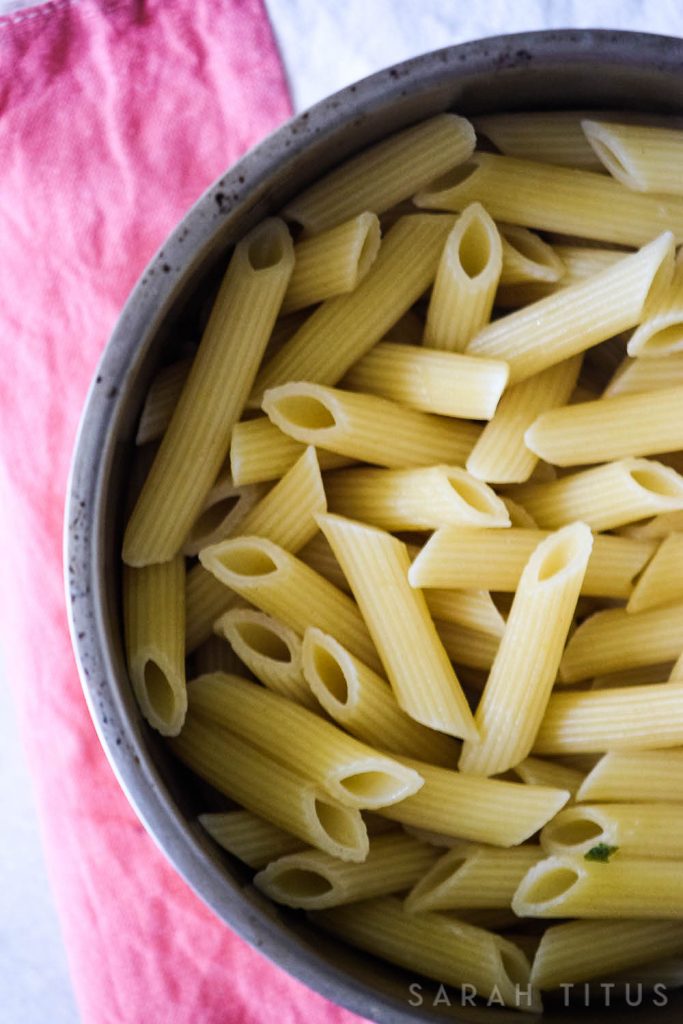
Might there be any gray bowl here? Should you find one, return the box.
[66,29,683,1023]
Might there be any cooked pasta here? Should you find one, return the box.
[627,250,683,357]
[541,802,683,860]
[583,118,683,194]
[230,416,351,486]
[627,531,683,613]
[199,809,306,868]
[473,111,604,169]
[498,224,565,285]
[577,750,683,803]
[604,353,683,398]
[405,843,542,913]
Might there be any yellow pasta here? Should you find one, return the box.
[434,620,500,672]
[122,555,186,736]
[199,809,305,868]
[301,627,458,766]
[495,245,624,309]
[466,356,582,483]
[188,673,422,810]
[254,831,438,910]
[541,802,683,860]
[627,249,683,357]
[415,151,683,245]
[526,385,683,465]
[283,114,475,231]
[182,472,268,557]
[604,353,683,398]
[123,218,294,565]
[533,682,683,755]
[466,233,674,384]
[324,465,509,531]
[281,212,381,314]
[262,382,480,469]
[318,514,477,741]
[627,532,683,613]
[230,416,351,486]
[459,523,593,777]
[409,526,653,599]
[498,224,565,285]
[135,357,190,445]
[251,215,454,401]
[560,603,683,682]
[405,843,542,913]
[513,756,584,797]
[473,111,604,169]
[423,203,502,352]
[342,341,509,420]
[577,750,683,803]
[583,118,683,194]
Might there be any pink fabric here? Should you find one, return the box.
[0,3,368,1022]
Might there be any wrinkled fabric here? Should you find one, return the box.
[0,2,368,1021]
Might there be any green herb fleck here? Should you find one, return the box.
[584,843,619,863]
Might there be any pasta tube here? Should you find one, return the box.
[251,215,454,401]
[513,854,683,918]
[466,232,674,384]
[123,218,294,565]
[467,356,582,484]
[409,526,653,599]
[499,224,565,285]
[434,620,500,671]
[123,556,186,736]
[187,673,423,809]
[283,114,475,231]
[423,203,502,351]
[510,458,683,531]
[342,341,509,420]
[513,756,584,797]
[495,245,623,309]
[604,353,683,398]
[198,810,305,868]
[459,523,593,776]
[474,111,604,170]
[313,897,538,1011]
[301,627,458,766]
[198,535,380,671]
[405,843,543,913]
[230,416,351,486]
[254,832,437,910]
[577,750,683,803]
[135,357,190,445]
[415,151,683,246]
[627,250,683,356]
[583,118,683,194]
[323,465,510,531]
[532,682,683,755]
[170,714,368,862]
[182,472,267,557]
[541,803,683,860]
[317,514,477,741]
[281,212,380,313]
[627,532,683,613]
[262,383,480,469]
[526,385,683,465]
[560,603,683,682]
[530,919,683,989]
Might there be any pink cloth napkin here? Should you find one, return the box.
[0,2,368,1021]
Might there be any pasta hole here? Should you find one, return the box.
[274,396,336,430]
[312,645,349,704]
[630,466,682,498]
[338,771,401,803]
[218,544,278,577]
[314,799,359,847]
[586,136,632,183]
[271,868,334,898]
[458,217,492,279]
[537,533,586,582]
[234,621,292,663]
[550,817,603,848]
[447,473,498,514]
[524,865,579,903]
[189,496,240,540]
[637,323,683,353]
[425,855,467,888]
[143,662,176,722]
[248,230,287,270]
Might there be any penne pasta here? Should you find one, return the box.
[526,385,683,465]
[510,458,683,531]
[409,526,654,599]
[513,853,683,918]
[317,514,477,741]
[415,151,683,246]
[495,245,624,309]
[617,508,683,540]
[135,357,191,445]
[405,843,543,913]
[590,662,673,690]
[577,750,683,803]
[190,634,246,677]
[459,523,593,776]
[627,250,683,357]
[467,357,582,484]
[251,215,455,401]
[342,341,509,420]
[560,603,683,682]
[123,556,186,736]
[182,472,268,557]
[422,588,505,638]
[312,897,539,1011]
[198,809,305,868]
[498,224,565,285]
[627,532,683,613]
[473,111,604,170]
[532,682,683,755]
[434,619,500,672]
[541,802,683,860]
[301,628,458,766]
[513,756,584,797]
[323,465,510,531]
[604,353,683,398]
[123,218,294,565]
[423,203,502,352]
[230,416,351,486]
[214,607,317,709]
[583,118,683,194]
[199,535,380,671]
[254,832,438,910]
[530,919,683,989]
[281,212,380,314]
[466,233,674,384]
[262,382,480,469]
[170,714,368,862]
[188,673,423,810]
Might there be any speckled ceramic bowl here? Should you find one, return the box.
[66,30,683,1023]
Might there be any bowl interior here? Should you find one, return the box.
[67,30,683,1024]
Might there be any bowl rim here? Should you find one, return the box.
[65,28,683,1024]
